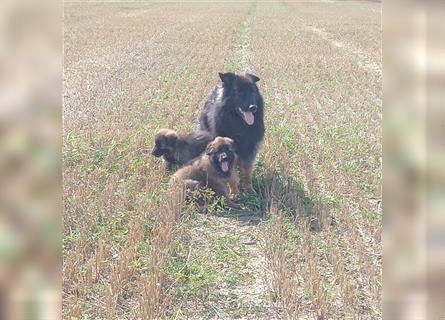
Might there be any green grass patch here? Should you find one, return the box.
[163,220,250,313]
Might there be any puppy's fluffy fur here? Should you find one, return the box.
[152,128,213,171]
[171,137,239,208]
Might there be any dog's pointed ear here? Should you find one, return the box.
[246,73,260,83]
[205,141,215,155]
[219,72,236,85]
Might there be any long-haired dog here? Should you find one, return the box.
[151,128,213,171]
[170,136,240,209]
[199,72,264,195]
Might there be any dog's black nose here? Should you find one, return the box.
[151,147,162,157]
[249,105,258,113]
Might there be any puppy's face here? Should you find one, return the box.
[151,129,178,157]
[206,137,237,177]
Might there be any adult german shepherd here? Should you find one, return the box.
[199,72,264,195]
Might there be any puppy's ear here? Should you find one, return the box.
[219,72,236,85]
[224,137,235,147]
[246,73,260,83]
[166,132,178,147]
[205,141,215,155]
[225,138,236,152]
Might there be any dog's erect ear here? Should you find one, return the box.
[245,73,260,83]
[219,72,236,85]
[205,141,215,155]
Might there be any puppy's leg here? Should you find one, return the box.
[183,179,207,212]
[227,169,239,200]
[218,188,241,210]
[213,181,241,210]
[183,179,200,190]
[240,161,255,194]
[226,199,241,210]
[163,159,174,171]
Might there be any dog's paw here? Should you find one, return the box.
[164,161,174,171]
[243,184,256,194]
[184,179,200,190]
[228,192,238,201]
[227,200,242,210]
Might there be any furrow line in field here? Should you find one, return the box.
[305,24,381,76]
[225,1,257,74]
[223,2,275,317]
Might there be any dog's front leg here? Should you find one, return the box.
[227,168,239,200]
[240,162,255,194]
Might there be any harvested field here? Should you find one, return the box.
[63,1,382,318]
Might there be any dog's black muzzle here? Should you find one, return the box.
[219,152,228,162]
[151,147,164,157]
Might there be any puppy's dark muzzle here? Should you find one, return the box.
[219,152,228,162]
[249,105,258,113]
[151,147,163,157]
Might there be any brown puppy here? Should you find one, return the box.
[151,128,213,171]
[171,137,240,208]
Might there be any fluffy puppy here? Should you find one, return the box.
[151,128,213,171]
[170,136,240,208]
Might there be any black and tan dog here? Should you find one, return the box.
[151,128,213,171]
[199,72,265,195]
[170,136,240,208]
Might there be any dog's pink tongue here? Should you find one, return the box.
[221,161,229,172]
[242,111,254,125]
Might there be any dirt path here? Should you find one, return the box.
[173,211,273,319]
